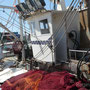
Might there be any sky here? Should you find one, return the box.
[0,0,72,34]
[0,0,72,8]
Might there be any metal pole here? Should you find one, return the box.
[0,23,19,41]
[18,0,25,62]
[0,5,16,10]
[54,0,56,10]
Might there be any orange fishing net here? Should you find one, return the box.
[6,73,42,90]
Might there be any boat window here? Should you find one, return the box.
[39,19,50,34]
[30,22,35,35]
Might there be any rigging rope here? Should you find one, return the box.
[34,0,81,59]
[7,13,17,28]
[0,13,42,40]
[0,0,83,61]
[40,10,80,61]
[34,0,83,62]
[34,0,78,58]
[0,0,16,43]
[39,0,83,61]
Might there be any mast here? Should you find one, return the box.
[18,0,25,62]
[54,0,56,10]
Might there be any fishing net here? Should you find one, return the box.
[6,73,42,90]
[1,70,46,90]
[38,71,76,90]
[1,70,88,90]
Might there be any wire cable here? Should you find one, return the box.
[0,0,16,43]
[0,15,42,41]
[35,0,81,59]
[77,49,90,83]
[35,0,79,58]
[34,0,77,58]
[39,9,80,61]
[7,13,17,28]
[0,0,82,60]
[36,0,81,59]
[3,11,32,33]
[36,0,83,61]
[0,9,46,41]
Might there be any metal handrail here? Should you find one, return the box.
[69,49,90,60]
[69,49,90,53]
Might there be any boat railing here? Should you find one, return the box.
[69,49,90,60]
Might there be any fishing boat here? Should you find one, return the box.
[0,0,90,90]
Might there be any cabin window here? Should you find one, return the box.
[39,19,50,34]
[30,22,35,35]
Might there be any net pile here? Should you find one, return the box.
[38,71,76,90]
[1,70,46,90]
[1,70,88,90]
